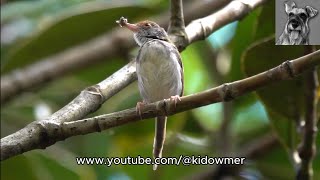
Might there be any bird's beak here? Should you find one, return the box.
[124,22,139,32]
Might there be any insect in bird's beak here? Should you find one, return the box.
[116,17,139,32]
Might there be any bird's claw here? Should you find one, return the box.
[170,95,181,108]
[136,101,145,119]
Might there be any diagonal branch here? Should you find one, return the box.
[1,0,232,104]
[1,49,319,161]
[185,0,267,46]
[296,46,319,180]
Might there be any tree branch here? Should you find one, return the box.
[1,50,319,161]
[168,0,185,33]
[1,0,232,104]
[167,0,188,51]
[185,0,267,46]
[297,46,319,180]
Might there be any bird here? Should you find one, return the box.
[117,17,184,170]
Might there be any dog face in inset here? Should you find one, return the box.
[277,2,318,45]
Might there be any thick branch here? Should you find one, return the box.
[52,61,136,124]
[1,0,232,104]
[185,0,267,46]
[1,50,319,161]
[297,46,319,180]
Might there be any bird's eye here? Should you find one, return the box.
[145,23,151,27]
[289,12,294,17]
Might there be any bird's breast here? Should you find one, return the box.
[136,40,183,103]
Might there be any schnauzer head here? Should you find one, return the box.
[284,2,318,40]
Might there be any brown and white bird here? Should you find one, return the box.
[117,17,184,170]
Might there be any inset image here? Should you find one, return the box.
[276,0,319,45]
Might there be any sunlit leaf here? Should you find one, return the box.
[182,44,220,131]
[1,156,37,180]
[254,0,275,40]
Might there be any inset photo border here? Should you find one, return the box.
[276,0,320,45]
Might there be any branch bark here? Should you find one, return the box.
[168,0,185,33]
[185,0,267,46]
[1,0,232,104]
[296,46,319,180]
[1,50,319,161]
[167,0,187,51]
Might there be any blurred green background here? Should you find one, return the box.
[1,0,319,179]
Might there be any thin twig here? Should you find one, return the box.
[1,50,319,161]
[209,48,234,155]
[218,102,233,155]
[296,46,319,180]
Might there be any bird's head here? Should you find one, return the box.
[117,17,169,46]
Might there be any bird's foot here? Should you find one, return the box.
[170,95,181,108]
[136,101,145,119]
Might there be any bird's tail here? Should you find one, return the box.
[153,116,167,170]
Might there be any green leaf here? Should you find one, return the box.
[1,0,102,23]
[1,155,37,180]
[2,4,153,73]
[76,58,127,84]
[242,37,304,151]
[181,44,220,131]
[30,153,79,180]
[254,0,275,40]
[256,146,295,179]
[228,7,261,81]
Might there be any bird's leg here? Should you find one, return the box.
[170,95,181,108]
[136,101,146,119]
